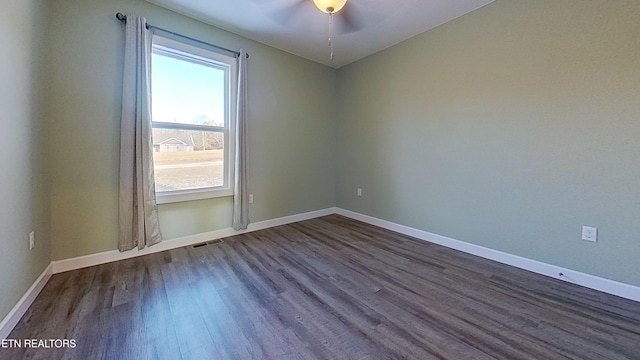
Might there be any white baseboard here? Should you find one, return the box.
[4,206,637,341]
[51,207,336,274]
[0,263,53,339]
[335,208,640,302]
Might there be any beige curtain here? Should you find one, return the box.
[233,49,249,230]
[118,15,162,251]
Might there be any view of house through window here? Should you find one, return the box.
[152,128,224,191]
[151,36,235,201]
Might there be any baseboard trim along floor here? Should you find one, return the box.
[0,263,53,340]
[51,207,336,274]
[3,206,639,339]
[335,208,640,302]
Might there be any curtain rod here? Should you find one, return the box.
[115,13,248,59]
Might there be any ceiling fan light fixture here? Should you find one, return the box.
[312,0,347,14]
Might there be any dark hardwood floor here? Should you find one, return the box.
[3,215,640,359]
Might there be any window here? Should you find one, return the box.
[151,36,237,204]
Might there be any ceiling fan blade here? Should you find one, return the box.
[272,0,308,25]
[251,0,309,26]
[335,1,368,34]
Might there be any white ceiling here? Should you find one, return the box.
[147,0,495,68]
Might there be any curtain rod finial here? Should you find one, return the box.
[116,13,126,22]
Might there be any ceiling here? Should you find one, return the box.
[146,0,495,68]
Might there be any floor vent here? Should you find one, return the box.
[191,239,224,249]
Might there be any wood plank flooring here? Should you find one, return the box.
[3,215,640,359]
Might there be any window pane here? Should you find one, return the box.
[153,128,224,191]
[150,36,236,201]
[152,51,226,127]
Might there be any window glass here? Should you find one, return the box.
[151,36,236,203]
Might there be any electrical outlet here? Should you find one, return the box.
[581,226,597,242]
[357,188,362,197]
[248,194,254,204]
[29,231,35,250]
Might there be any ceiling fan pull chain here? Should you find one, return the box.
[329,11,334,60]
[314,1,346,61]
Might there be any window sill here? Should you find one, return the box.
[156,188,233,204]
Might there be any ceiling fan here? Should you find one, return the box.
[257,0,377,60]
[315,0,346,60]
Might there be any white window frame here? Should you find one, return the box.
[151,35,237,204]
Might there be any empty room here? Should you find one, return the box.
[1,0,639,358]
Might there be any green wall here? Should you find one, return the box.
[48,0,337,259]
[337,0,640,286]
[0,0,51,322]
